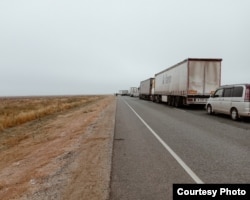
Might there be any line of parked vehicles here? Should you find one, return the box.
[119,58,250,121]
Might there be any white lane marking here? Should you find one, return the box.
[124,100,204,184]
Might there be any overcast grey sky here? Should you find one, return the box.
[1,0,249,96]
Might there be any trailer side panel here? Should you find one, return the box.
[154,58,222,105]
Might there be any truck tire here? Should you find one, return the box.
[174,97,180,107]
[170,96,175,106]
[167,96,171,106]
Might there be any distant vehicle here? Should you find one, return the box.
[129,87,139,97]
[119,90,129,96]
[153,58,222,106]
[206,84,250,120]
[139,78,154,100]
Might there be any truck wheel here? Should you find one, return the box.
[207,105,213,115]
[230,108,239,121]
[156,96,160,103]
[170,97,175,106]
[174,97,180,107]
[167,96,171,106]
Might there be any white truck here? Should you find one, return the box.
[119,90,129,96]
[153,58,222,106]
[129,87,139,97]
[139,78,155,100]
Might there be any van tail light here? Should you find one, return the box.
[245,86,250,102]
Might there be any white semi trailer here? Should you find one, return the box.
[119,90,129,96]
[153,58,222,106]
[129,87,139,97]
[139,78,154,100]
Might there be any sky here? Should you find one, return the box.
[0,0,249,96]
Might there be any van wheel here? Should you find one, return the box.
[230,108,239,121]
[207,105,213,115]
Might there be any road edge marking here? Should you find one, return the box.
[124,100,204,184]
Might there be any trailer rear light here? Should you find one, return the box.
[188,90,197,95]
[245,86,250,102]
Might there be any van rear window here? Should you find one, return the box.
[232,87,243,97]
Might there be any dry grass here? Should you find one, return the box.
[0,95,105,131]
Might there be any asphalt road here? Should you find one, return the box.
[110,96,250,200]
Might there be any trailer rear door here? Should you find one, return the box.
[188,60,221,95]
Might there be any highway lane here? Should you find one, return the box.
[110,96,250,200]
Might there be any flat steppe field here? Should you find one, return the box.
[0,95,116,200]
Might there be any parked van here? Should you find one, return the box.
[206,84,250,120]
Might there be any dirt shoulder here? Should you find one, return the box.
[0,95,116,200]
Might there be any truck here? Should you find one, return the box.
[119,90,129,96]
[129,87,139,97]
[153,58,222,106]
[139,78,155,100]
